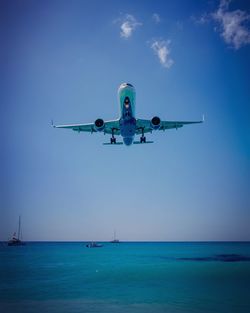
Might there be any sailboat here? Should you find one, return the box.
[86,242,103,248]
[110,230,120,243]
[8,216,25,246]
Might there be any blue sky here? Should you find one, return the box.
[1,0,250,241]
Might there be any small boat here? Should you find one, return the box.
[86,242,103,248]
[110,230,120,243]
[8,216,26,246]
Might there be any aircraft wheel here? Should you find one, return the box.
[140,136,146,143]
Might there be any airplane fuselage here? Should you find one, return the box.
[118,83,136,146]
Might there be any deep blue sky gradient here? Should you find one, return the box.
[1,0,250,241]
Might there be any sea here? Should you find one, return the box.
[1,241,250,313]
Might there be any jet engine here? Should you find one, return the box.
[94,118,105,131]
[150,116,161,130]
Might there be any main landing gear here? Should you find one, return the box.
[110,128,117,144]
[140,136,146,143]
[140,128,146,143]
[110,137,116,144]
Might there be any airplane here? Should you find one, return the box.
[53,83,203,146]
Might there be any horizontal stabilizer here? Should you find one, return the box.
[133,141,154,144]
[103,142,123,145]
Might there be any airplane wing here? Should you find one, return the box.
[136,118,203,134]
[53,119,121,135]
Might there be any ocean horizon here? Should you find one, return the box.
[2,240,250,243]
[1,241,250,312]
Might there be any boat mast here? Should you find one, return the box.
[18,216,21,240]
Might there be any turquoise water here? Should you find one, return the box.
[1,242,250,312]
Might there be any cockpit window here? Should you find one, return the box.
[126,83,133,87]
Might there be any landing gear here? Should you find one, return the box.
[140,127,146,143]
[110,137,116,144]
[110,128,117,144]
[140,136,146,143]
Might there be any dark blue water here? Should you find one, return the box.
[1,242,250,312]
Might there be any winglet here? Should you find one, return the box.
[202,114,205,122]
[51,119,55,128]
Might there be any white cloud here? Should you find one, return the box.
[151,40,174,69]
[152,13,161,24]
[119,14,142,39]
[212,0,250,49]
[191,13,210,25]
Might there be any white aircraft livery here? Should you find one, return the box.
[54,83,203,146]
